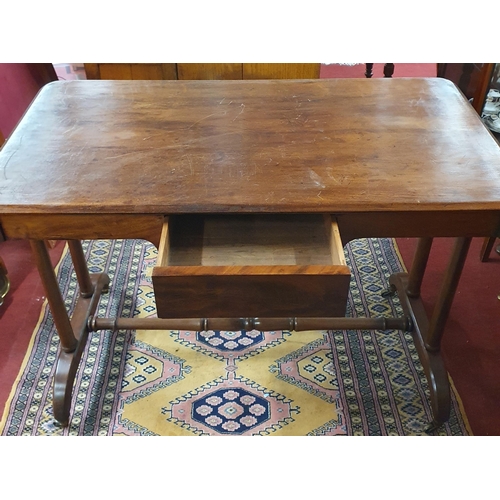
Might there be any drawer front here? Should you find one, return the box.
[153,266,351,318]
[152,214,351,319]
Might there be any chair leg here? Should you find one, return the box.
[480,237,496,262]
[384,63,395,78]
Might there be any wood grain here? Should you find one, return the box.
[324,214,346,265]
[0,214,164,246]
[84,63,318,81]
[164,214,340,266]
[336,211,500,242]
[243,63,320,79]
[2,79,500,229]
[152,268,351,318]
[177,64,242,80]
[156,218,170,266]
[83,64,100,79]
[153,213,350,318]
[84,63,177,80]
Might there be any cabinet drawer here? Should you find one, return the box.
[152,214,351,319]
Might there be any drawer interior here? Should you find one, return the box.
[153,214,350,319]
[157,214,346,268]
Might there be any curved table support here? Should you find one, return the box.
[389,273,451,429]
[30,239,109,426]
[53,272,109,426]
[388,237,471,430]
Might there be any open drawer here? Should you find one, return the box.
[152,214,351,319]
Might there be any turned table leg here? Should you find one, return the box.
[31,240,109,426]
[426,237,471,352]
[30,240,77,353]
[68,240,95,297]
[479,236,496,262]
[407,237,433,298]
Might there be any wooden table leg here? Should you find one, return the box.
[389,237,471,431]
[479,236,496,262]
[68,240,95,297]
[407,237,433,298]
[30,240,109,426]
[30,240,77,353]
[426,237,471,351]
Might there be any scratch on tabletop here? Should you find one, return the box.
[232,104,245,122]
[186,111,228,130]
[183,154,194,175]
[104,151,145,160]
[1,151,17,180]
[62,124,78,136]
[309,168,326,189]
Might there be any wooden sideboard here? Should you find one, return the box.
[84,63,320,80]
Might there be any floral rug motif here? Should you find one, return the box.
[0,238,469,436]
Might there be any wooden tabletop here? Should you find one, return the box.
[1,78,500,215]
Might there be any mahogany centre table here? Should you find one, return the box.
[1,78,500,430]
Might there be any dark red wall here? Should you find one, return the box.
[0,64,53,139]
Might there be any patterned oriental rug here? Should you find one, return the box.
[0,238,470,436]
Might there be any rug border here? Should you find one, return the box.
[0,243,69,434]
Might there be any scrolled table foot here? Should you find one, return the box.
[381,284,397,298]
[52,272,110,426]
[424,419,444,435]
[389,272,451,427]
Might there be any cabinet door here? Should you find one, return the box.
[84,64,177,80]
[243,63,320,79]
[177,64,242,80]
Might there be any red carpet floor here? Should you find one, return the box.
[2,63,499,434]
[0,241,65,417]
